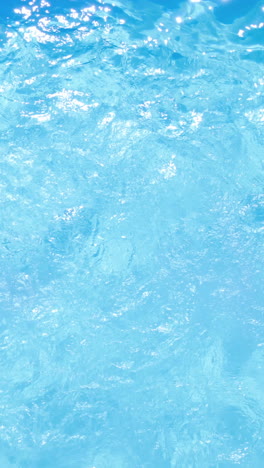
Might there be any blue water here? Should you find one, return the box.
[0,0,263,466]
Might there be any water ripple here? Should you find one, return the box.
[0,0,264,466]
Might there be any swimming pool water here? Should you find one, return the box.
[0,0,263,466]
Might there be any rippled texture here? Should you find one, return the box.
[0,0,263,466]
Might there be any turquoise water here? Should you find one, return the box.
[0,0,264,466]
